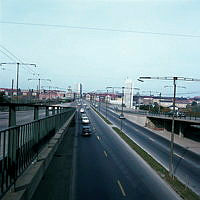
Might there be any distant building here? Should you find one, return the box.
[66,86,74,99]
[76,83,82,98]
[124,78,133,108]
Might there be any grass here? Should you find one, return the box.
[92,106,112,125]
[112,126,200,200]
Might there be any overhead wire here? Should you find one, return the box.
[0,49,17,62]
[0,45,37,74]
[1,21,200,38]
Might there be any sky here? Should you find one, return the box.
[0,0,200,97]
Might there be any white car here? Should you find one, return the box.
[81,113,87,119]
[82,117,90,124]
[80,108,85,113]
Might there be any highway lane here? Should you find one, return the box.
[98,104,200,195]
[73,108,181,200]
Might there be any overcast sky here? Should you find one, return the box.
[0,0,200,97]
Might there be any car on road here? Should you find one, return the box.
[80,108,85,113]
[119,113,125,119]
[82,116,90,124]
[177,112,186,118]
[166,111,186,118]
[81,125,92,136]
[86,106,90,110]
[81,113,87,119]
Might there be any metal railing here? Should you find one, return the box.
[148,111,200,121]
[0,106,75,197]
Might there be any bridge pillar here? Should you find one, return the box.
[52,107,55,115]
[8,105,17,183]
[179,122,185,138]
[163,120,167,133]
[45,106,49,117]
[9,104,16,127]
[34,106,39,120]
[57,106,60,114]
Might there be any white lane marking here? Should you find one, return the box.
[117,180,126,197]
[148,137,155,142]
[174,153,184,159]
[104,150,108,157]
[97,136,100,140]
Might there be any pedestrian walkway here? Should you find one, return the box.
[31,126,75,200]
[113,109,200,155]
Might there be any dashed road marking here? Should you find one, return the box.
[174,153,184,159]
[117,180,126,197]
[148,137,155,142]
[104,150,108,157]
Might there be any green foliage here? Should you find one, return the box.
[0,91,8,102]
[191,101,197,107]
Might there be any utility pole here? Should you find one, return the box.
[159,92,161,113]
[121,87,125,118]
[139,76,200,178]
[106,89,108,119]
[28,78,51,100]
[16,63,19,100]
[0,62,36,102]
[11,79,14,103]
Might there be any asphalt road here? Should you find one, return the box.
[72,107,181,200]
[98,104,200,195]
[0,110,46,130]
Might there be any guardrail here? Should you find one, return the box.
[148,112,200,121]
[0,103,75,198]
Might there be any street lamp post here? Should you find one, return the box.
[106,89,108,119]
[139,76,200,178]
[28,78,51,100]
[1,62,36,102]
[121,87,125,118]
[159,92,161,113]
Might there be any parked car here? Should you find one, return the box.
[81,125,92,136]
[82,117,90,124]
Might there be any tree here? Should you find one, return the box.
[191,101,197,107]
[0,91,6,102]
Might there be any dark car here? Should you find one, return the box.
[167,111,185,118]
[82,125,92,136]
[119,113,125,119]
[177,112,186,118]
